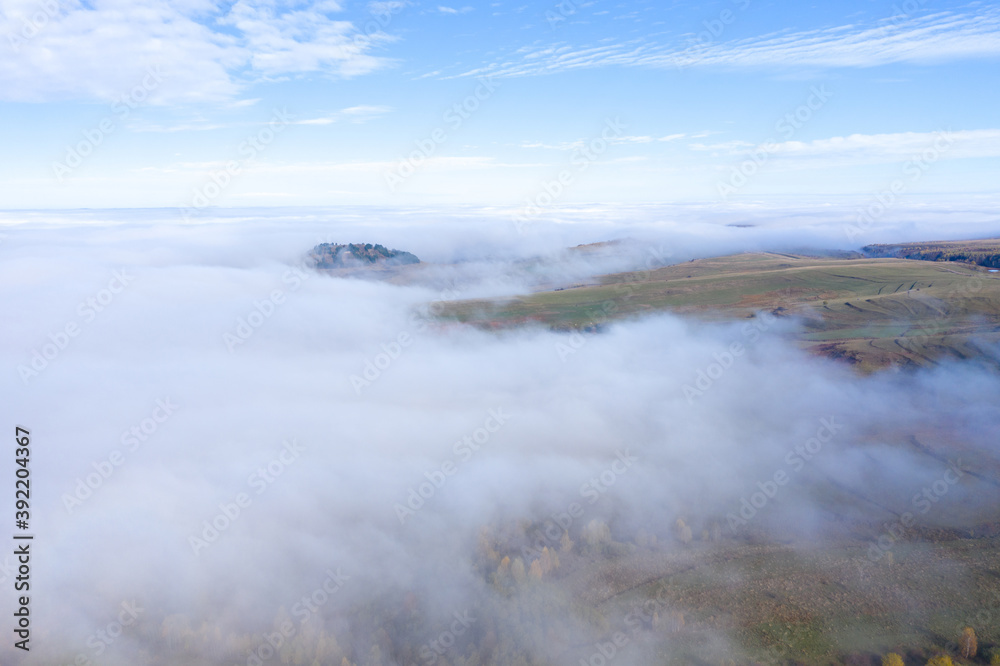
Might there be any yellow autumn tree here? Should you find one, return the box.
[511,557,526,583]
[666,610,685,632]
[477,526,500,562]
[529,559,543,580]
[539,547,553,574]
[314,632,343,663]
[926,656,953,666]
[881,653,904,666]
[497,555,510,577]
[160,614,192,649]
[675,518,692,544]
[559,531,573,553]
[581,519,610,546]
[959,627,977,659]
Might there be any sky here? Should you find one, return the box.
[1,0,999,209]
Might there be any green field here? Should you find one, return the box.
[438,252,1000,370]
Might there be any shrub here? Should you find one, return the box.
[881,653,904,666]
[926,656,953,666]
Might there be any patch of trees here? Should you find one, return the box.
[310,242,420,269]
[43,517,1000,666]
[882,626,1000,666]
[863,242,1000,269]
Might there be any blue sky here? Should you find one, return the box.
[1,0,999,208]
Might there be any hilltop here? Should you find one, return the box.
[309,242,420,269]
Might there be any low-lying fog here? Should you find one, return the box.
[2,203,999,665]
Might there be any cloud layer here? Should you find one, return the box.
[1,208,999,663]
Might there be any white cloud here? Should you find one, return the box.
[520,134,686,150]
[368,0,408,15]
[695,129,1000,165]
[219,0,388,78]
[128,122,230,133]
[437,5,473,14]
[690,140,755,153]
[519,140,586,150]
[670,11,1000,69]
[0,0,397,104]
[296,117,339,126]
[294,104,392,125]
[612,134,686,144]
[455,9,1000,78]
[131,108,394,132]
[339,105,392,121]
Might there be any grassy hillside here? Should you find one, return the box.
[437,252,1000,370]
[423,251,1000,664]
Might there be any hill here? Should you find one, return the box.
[436,251,1000,370]
[309,242,420,269]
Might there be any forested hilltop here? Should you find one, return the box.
[310,242,420,269]
[863,238,1000,269]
